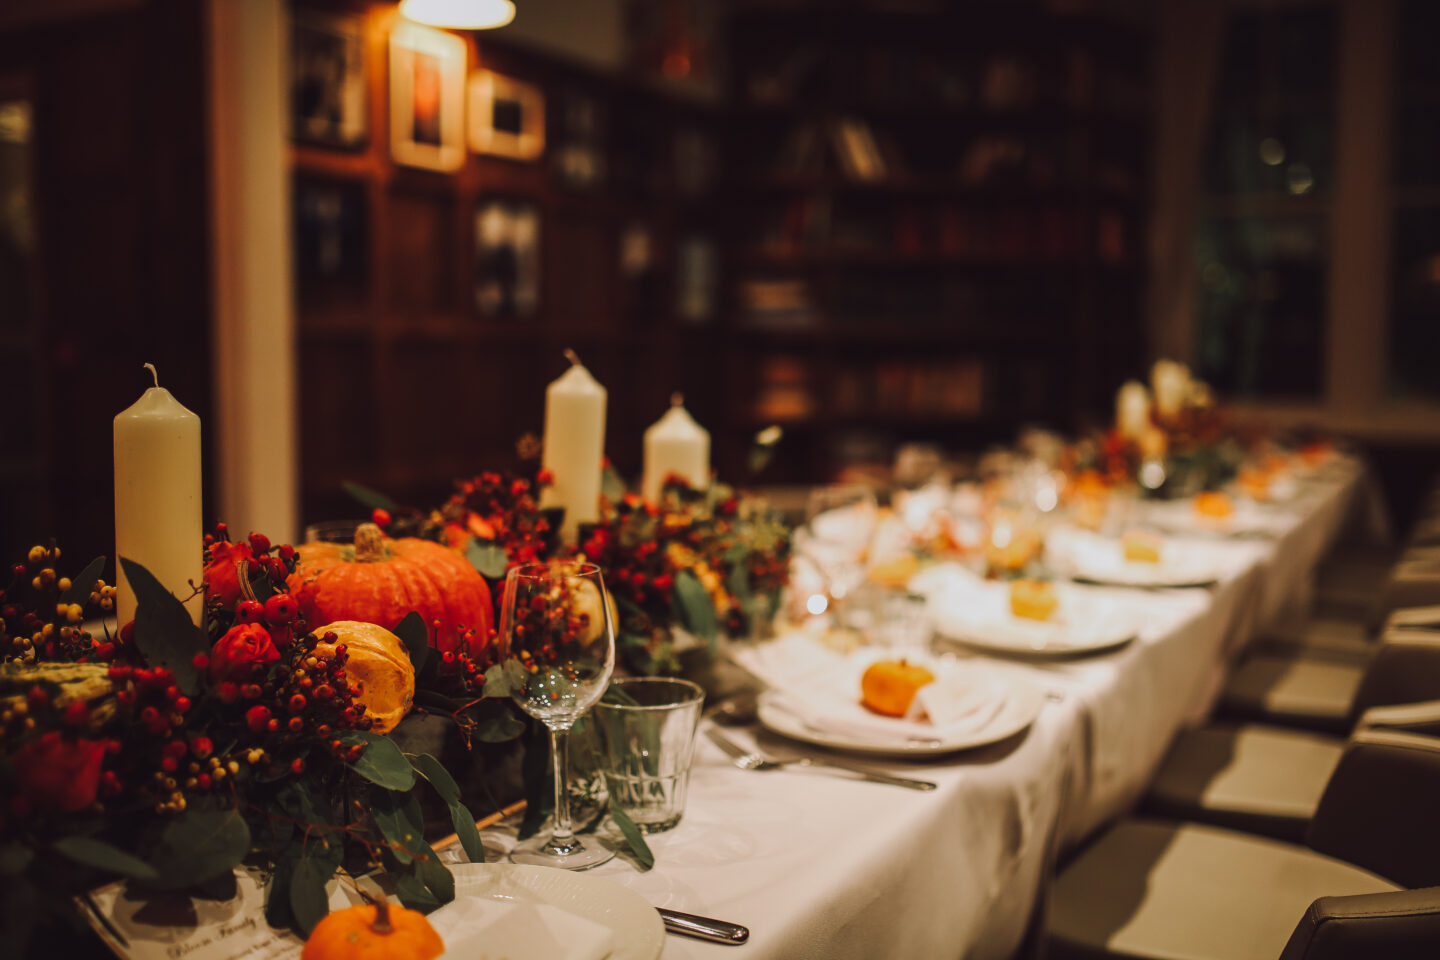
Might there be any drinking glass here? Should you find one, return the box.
[499,560,617,870]
[801,485,879,627]
[592,678,705,833]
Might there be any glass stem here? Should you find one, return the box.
[548,723,575,844]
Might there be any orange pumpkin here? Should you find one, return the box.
[314,621,415,734]
[301,899,443,960]
[289,524,493,658]
[860,659,935,718]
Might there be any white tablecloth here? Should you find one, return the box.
[486,460,1367,960]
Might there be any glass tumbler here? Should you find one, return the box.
[592,678,705,833]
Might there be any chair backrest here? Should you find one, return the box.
[1348,633,1440,720]
[1278,887,1440,960]
[1306,729,1440,889]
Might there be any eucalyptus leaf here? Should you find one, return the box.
[60,556,106,607]
[265,853,298,929]
[338,732,416,790]
[601,464,628,503]
[471,706,524,743]
[246,565,277,604]
[607,797,655,870]
[482,662,516,699]
[121,557,208,695]
[394,611,431,672]
[417,853,455,905]
[407,753,460,804]
[288,856,331,937]
[343,482,398,513]
[465,540,510,579]
[445,800,485,862]
[672,570,718,642]
[0,842,33,876]
[371,790,425,865]
[394,872,441,912]
[52,836,158,880]
[518,722,552,841]
[146,807,250,891]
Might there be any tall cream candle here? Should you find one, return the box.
[1151,360,1191,421]
[540,350,607,543]
[114,364,203,626]
[1115,381,1152,440]
[642,394,710,502]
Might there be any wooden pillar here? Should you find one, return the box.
[207,0,299,540]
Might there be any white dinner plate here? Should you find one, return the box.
[1141,498,1295,539]
[438,863,664,960]
[929,581,1140,656]
[756,656,1046,757]
[1062,541,1221,589]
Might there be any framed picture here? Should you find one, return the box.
[388,21,466,172]
[467,70,545,161]
[294,177,368,303]
[553,87,606,190]
[676,236,717,323]
[475,200,541,318]
[290,10,367,149]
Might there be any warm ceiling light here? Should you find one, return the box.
[399,0,515,29]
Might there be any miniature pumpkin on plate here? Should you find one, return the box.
[289,523,494,658]
[313,620,415,734]
[860,659,935,718]
[301,899,443,960]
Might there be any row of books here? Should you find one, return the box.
[745,200,1131,263]
[745,45,1147,117]
[752,356,986,422]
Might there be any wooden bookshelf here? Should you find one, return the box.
[717,1,1153,483]
[289,2,727,524]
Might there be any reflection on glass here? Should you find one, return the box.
[0,99,34,332]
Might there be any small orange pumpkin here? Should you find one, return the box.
[860,659,935,718]
[314,620,415,734]
[289,524,494,658]
[301,899,443,960]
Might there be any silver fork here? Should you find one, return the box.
[705,728,937,791]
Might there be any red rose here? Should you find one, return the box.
[13,731,107,812]
[208,622,280,684]
[204,540,255,609]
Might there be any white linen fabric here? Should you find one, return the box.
[479,461,1367,960]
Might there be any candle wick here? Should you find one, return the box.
[563,348,581,367]
[670,392,683,407]
[143,362,159,388]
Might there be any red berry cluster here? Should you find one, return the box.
[440,471,556,570]
[202,523,299,635]
[0,544,115,664]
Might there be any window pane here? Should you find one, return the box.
[1194,4,1335,400]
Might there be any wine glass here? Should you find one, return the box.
[801,484,879,632]
[499,560,617,870]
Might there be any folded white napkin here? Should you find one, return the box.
[432,898,614,960]
[768,664,1006,744]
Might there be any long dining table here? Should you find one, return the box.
[483,458,1372,960]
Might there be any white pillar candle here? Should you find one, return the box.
[114,364,203,626]
[1151,360,1191,421]
[540,350,608,543]
[1115,380,1152,440]
[642,394,710,502]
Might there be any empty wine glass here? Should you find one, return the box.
[801,484,879,630]
[499,560,617,870]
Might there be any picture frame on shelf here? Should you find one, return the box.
[474,199,541,318]
[676,235,717,323]
[388,21,466,172]
[467,69,545,161]
[294,176,368,305]
[290,10,367,149]
[553,87,606,189]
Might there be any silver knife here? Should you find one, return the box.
[658,907,750,944]
[707,727,938,791]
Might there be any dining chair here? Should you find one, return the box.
[1144,696,1440,842]
[1046,730,1440,960]
[1219,625,1440,735]
[1277,887,1440,960]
